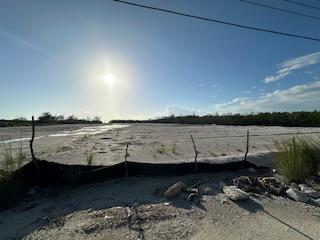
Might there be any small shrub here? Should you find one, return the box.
[274,137,320,183]
[0,142,26,175]
[157,144,166,154]
[0,141,26,207]
[171,143,177,154]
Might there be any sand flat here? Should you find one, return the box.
[1,123,320,166]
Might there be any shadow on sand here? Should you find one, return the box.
[236,198,316,240]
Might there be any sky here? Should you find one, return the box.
[1,0,320,121]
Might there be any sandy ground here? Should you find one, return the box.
[1,124,320,239]
[1,123,320,166]
[0,169,319,240]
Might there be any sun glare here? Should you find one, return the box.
[101,72,116,87]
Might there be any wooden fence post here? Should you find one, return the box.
[244,130,249,161]
[124,144,129,177]
[190,135,199,173]
[30,116,40,182]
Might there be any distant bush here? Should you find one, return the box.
[274,137,320,183]
[0,112,103,127]
[110,111,320,127]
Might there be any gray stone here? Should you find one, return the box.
[164,181,186,198]
[286,188,310,203]
[299,184,320,198]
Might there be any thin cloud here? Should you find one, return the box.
[0,28,64,61]
[213,81,320,113]
[264,51,320,83]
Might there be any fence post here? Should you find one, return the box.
[124,144,129,177]
[30,116,40,182]
[244,130,249,161]
[190,135,199,173]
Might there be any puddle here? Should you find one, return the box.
[48,124,128,137]
[0,124,128,143]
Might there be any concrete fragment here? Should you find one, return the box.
[223,185,249,201]
[164,181,186,198]
[286,188,310,203]
[299,184,320,198]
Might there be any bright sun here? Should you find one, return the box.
[101,72,116,86]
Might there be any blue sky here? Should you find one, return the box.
[1,0,320,121]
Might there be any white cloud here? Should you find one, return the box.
[213,81,320,113]
[162,105,209,116]
[264,51,320,83]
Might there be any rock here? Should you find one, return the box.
[290,183,300,191]
[203,187,214,194]
[104,215,113,219]
[187,193,198,201]
[185,188,199,194]
[260,177,285,195]
[164,181,186,198]
[221,198,228,204]
[164,202,171,206]
[286,188,310,203]
[299,184,320,198]
[223,185,249,201]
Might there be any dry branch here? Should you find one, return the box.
[190,135,199,173]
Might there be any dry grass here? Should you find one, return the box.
[0,141,27,207]
[86,148,95,165]
[170,143,177,154]
[274,137,320,183]
[157,144,166,154]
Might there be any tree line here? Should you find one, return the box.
[0,112,102,127]
[110,111,320,127]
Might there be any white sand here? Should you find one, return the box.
[0,171,319,240]
[1,123,320,166]
[1,124,320,239]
